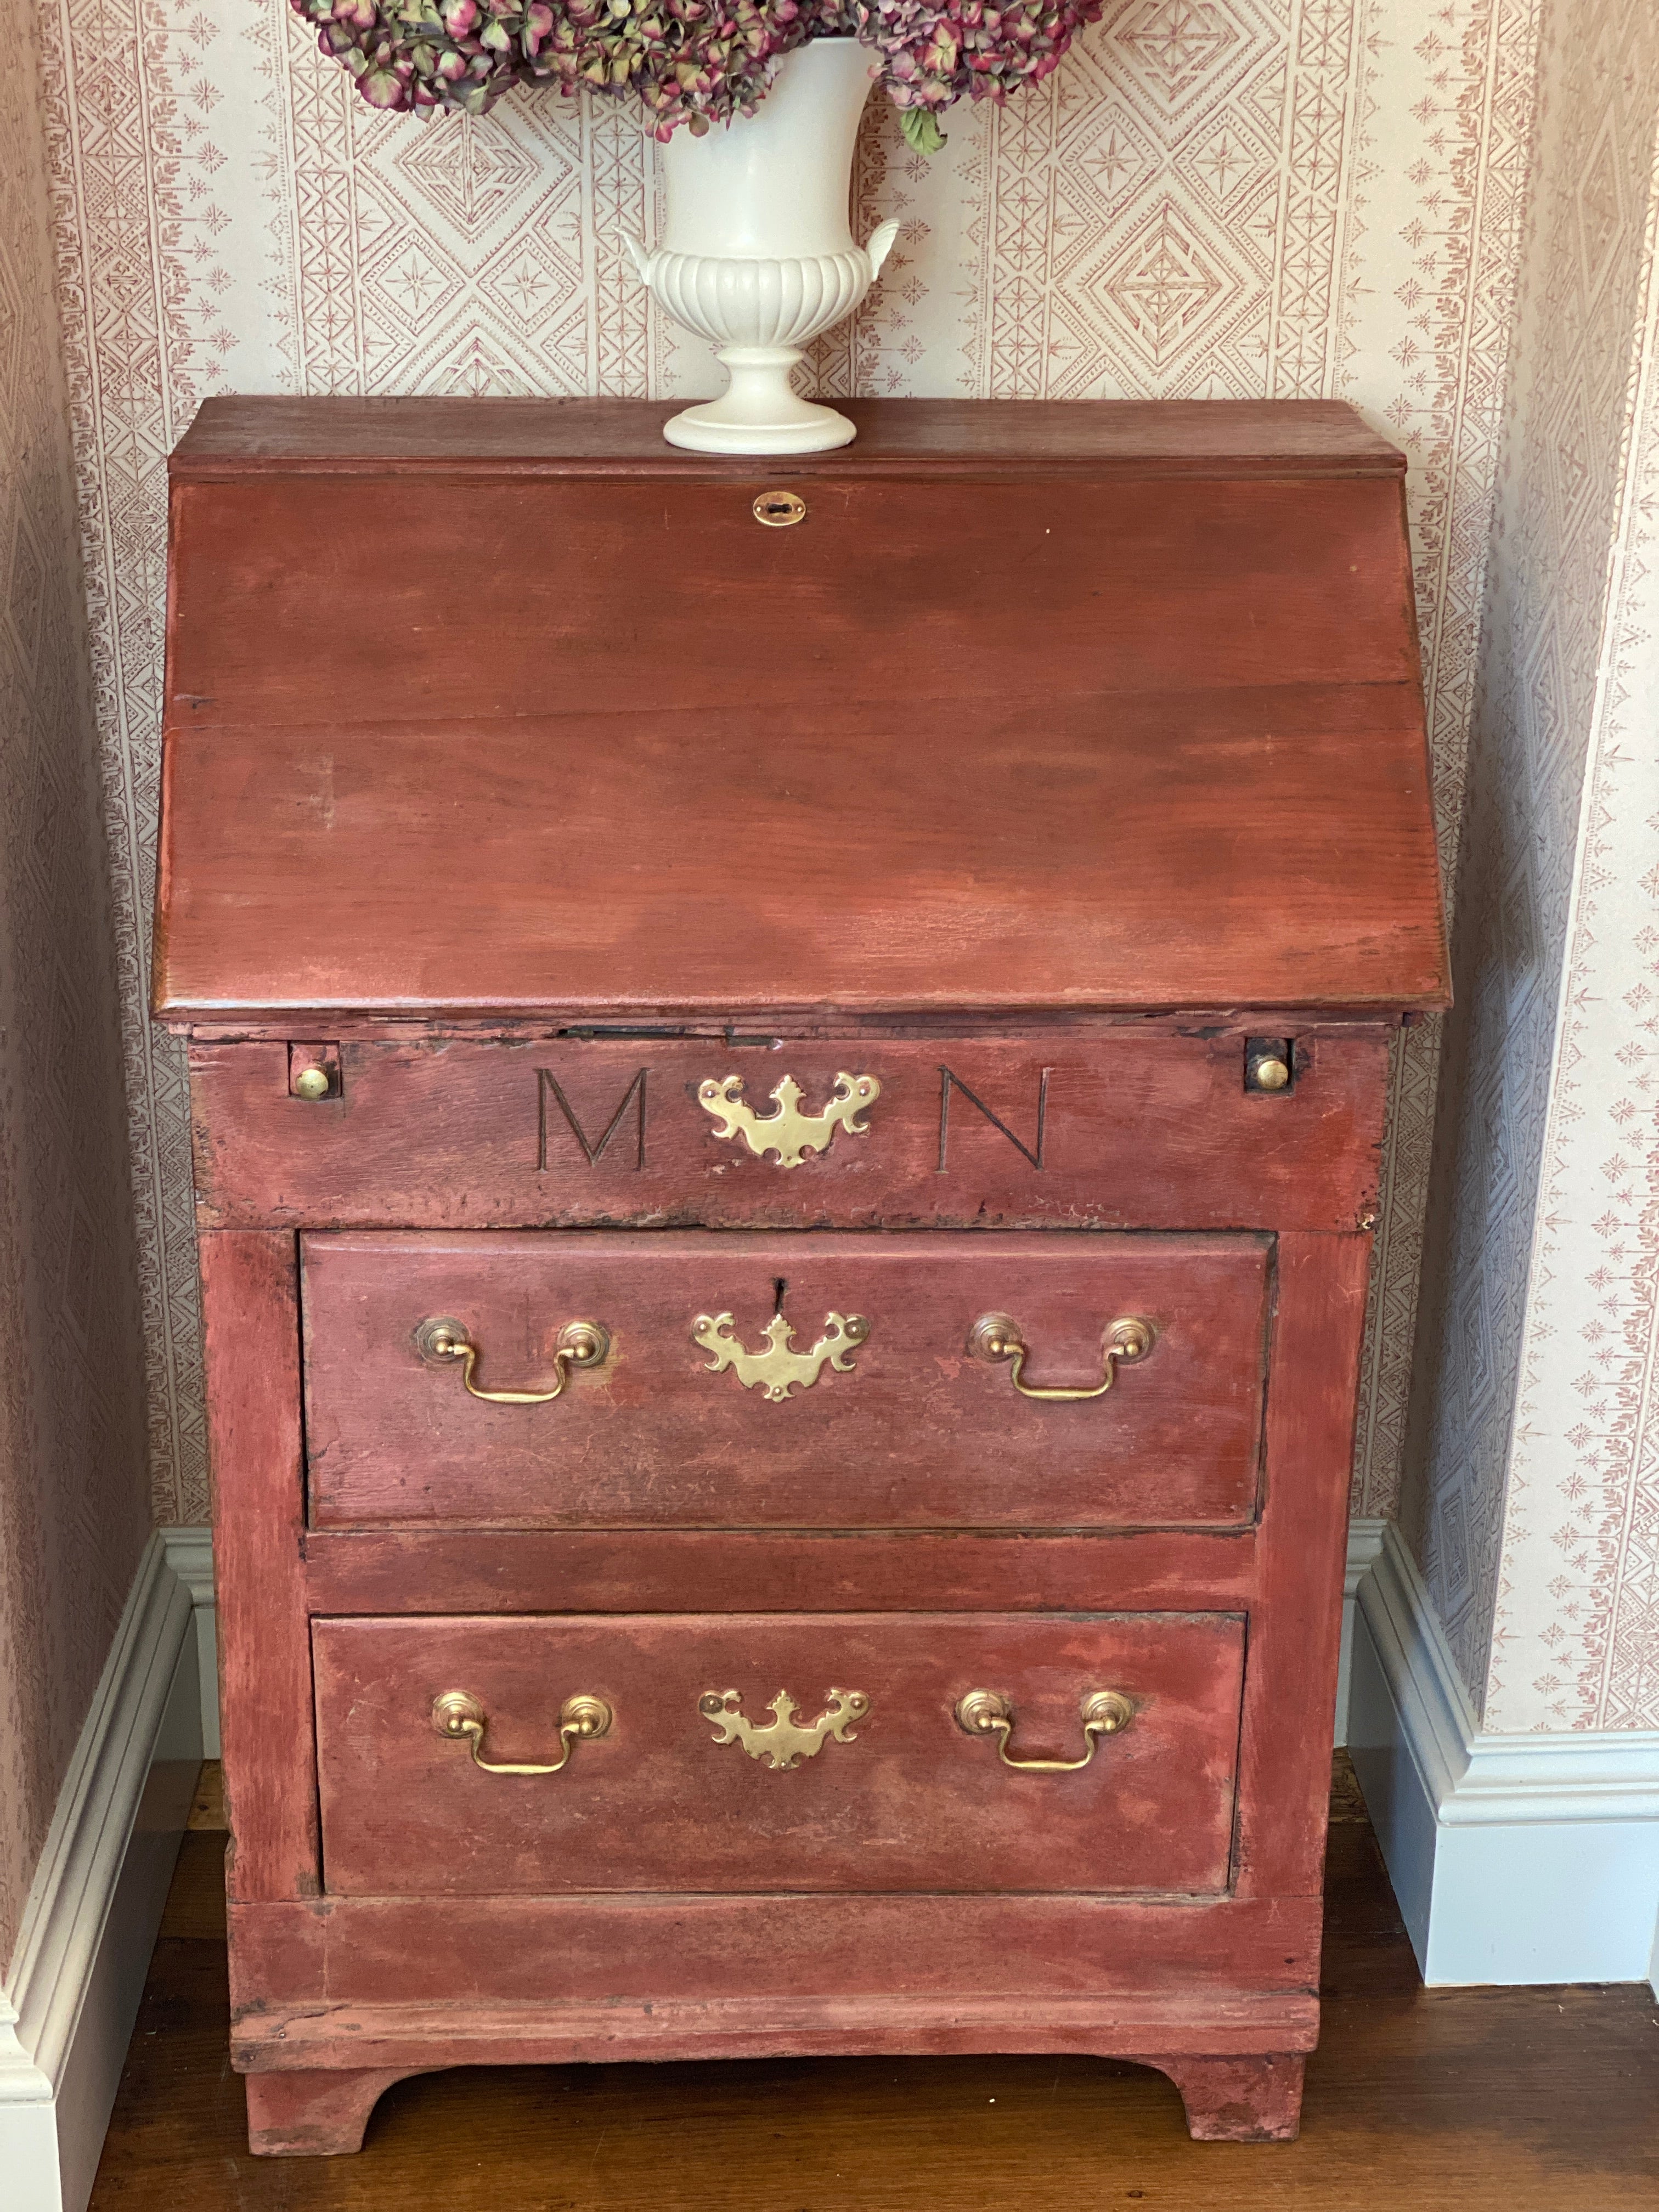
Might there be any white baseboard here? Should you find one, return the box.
[156,1527,217,1758]
[0,1532,205,2212]
[1336,1516,1386,1748]
[1348,1519,1659,1985]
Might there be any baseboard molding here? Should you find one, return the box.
[0,1532,204,2212]
[1336,1516,1385,1748]
[1348,1519,1659,1985]
[156,1526,217,1758]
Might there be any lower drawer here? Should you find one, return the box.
[313,1611,1244,1897]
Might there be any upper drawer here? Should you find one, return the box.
[301,1231,1271,1531]
[313,1609,1245,1896]
[189,1029,1389,1232]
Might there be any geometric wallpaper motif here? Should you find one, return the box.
[969,0,1361,402]
[1338,0,1541,1531]
[33,0,1542,1565]
[1400,0,1659,1723]
[1476,0,1659,1730]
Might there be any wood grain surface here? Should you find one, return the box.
[298,1525,1262,1618]
[170,394,1410,475]
[200,1232,319,1904]
[156,396,1447,1024]
[155,691,1447,1023]
[227,1891,1321,2014]
[1233,1233,1372,1905]
[167,484,1414,723]
[187,1029,1393,1234]
[300,1231,1271,1530]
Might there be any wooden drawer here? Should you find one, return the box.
[312,1611,1245,1897]
[188,1029,1390,1234]
[301,1230,1271,1530]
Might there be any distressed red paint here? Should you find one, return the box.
[160,398,1442,2149]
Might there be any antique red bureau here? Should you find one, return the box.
[154,396,1446,2153]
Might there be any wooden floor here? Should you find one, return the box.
[89,1759,1658,2210]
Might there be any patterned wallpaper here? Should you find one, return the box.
[1474,0,1659,1731]
[1401,0,1659,1723]
[36,0,1543,1532]
[0,0,149,1964]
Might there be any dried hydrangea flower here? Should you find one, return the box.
[809,0,1104,149]
[289,0,1103,141]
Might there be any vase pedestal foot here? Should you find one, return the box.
[664,346,855,455]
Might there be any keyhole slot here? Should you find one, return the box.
[752,490,807,528]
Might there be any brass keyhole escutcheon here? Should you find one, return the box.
[753,489,807,528]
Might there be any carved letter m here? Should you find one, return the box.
[536,1068,648,1170]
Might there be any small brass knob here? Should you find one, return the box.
[558,1694,613,1740]
[292,1065,331,1101]
[556,1321,610,1370]
[433,1689,487,1740]
[1254,1057,1290,1091]
[1106,1317,1154,1363]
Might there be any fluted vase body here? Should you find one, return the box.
[623,40,898,454]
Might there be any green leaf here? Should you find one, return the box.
[899,106,946,155]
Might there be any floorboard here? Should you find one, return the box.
[87,1758,1659,2209]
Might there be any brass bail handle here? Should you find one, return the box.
[431,1690,612,1776]
[955,1689,1134,1773]
[414,1316,610,1403]
[968,1313,1154,1401]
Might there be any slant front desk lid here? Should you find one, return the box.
[155,398,1448,1028]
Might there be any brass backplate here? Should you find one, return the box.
[752,489,807,527]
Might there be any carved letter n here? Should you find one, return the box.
[936,1067,1051,1172]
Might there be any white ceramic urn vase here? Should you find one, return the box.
[623,39,899,454]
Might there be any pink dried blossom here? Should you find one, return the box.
[289,0,1102,142]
